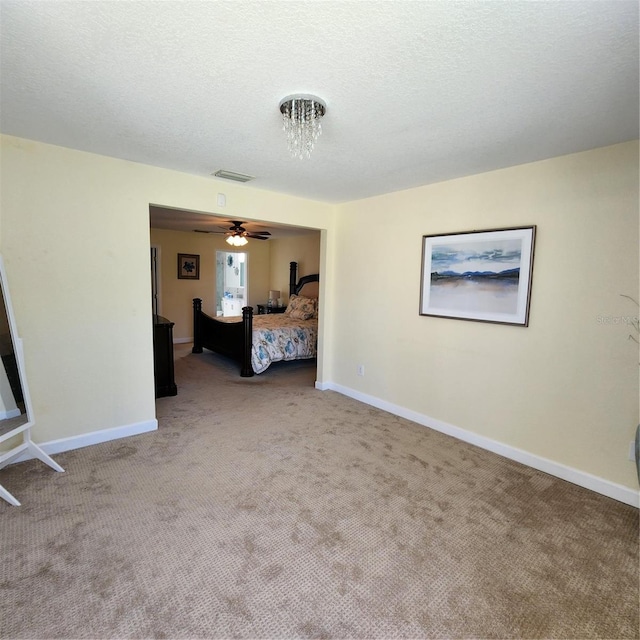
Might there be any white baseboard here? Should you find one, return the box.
[173,337,193,344]
[13,419,158,463]
[320,381,639,508]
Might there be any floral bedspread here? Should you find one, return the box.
[251,314,318,374]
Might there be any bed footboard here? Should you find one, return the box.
[192,298,254,377]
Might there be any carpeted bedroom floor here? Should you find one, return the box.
[1,344,638,639]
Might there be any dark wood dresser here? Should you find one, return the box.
[153,315,177,398]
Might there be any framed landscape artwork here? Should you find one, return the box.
[420,226,536,326]
[177,253,200,280]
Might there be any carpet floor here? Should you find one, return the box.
[1,345,638,639]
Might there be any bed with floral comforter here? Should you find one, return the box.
[191,262,319,377]
[250,314,317,374]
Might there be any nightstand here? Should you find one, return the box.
[257,304,286,315]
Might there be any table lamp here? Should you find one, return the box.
[268,290,280,308]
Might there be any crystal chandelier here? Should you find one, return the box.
[279,95,326,159]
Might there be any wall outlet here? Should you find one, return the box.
[629,441,636,462]
[357,364,365,376]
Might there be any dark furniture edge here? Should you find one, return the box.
[153,315,178,397]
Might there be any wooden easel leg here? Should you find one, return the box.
[25,442,64,473]
[0,442,64,506]
[0,483,21,506]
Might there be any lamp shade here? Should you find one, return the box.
[269,290,280,303]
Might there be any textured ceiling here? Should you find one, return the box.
[1,1,638,205]
[148,205,318,239]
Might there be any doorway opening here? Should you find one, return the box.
[216,251,247,316]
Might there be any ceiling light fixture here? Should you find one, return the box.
[226,234,248,247]
[279,94,326,160]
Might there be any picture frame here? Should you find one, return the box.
[177,253,200,280]
[420,226,536,326]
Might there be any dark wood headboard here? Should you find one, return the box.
[289,261,319,296]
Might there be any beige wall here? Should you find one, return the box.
[1,133,638,496]
[329,141,639,490]
[269,233,321,305]
[0,135,332,445]
[149,228,271,340]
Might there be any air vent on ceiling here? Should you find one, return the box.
[213,169,254,183]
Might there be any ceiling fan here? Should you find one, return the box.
[193,220,271,245]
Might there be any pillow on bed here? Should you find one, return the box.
[284,294,317,320]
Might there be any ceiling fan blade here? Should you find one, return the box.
[195,225,269,239]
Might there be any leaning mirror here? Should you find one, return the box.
[0,254,64,506]
[0,281,28,430]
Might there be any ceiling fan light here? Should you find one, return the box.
[225,234,248,247]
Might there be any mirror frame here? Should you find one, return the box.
[0,254,65,506]
[0,254,34,434]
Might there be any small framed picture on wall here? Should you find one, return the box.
[177,253,200,280]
